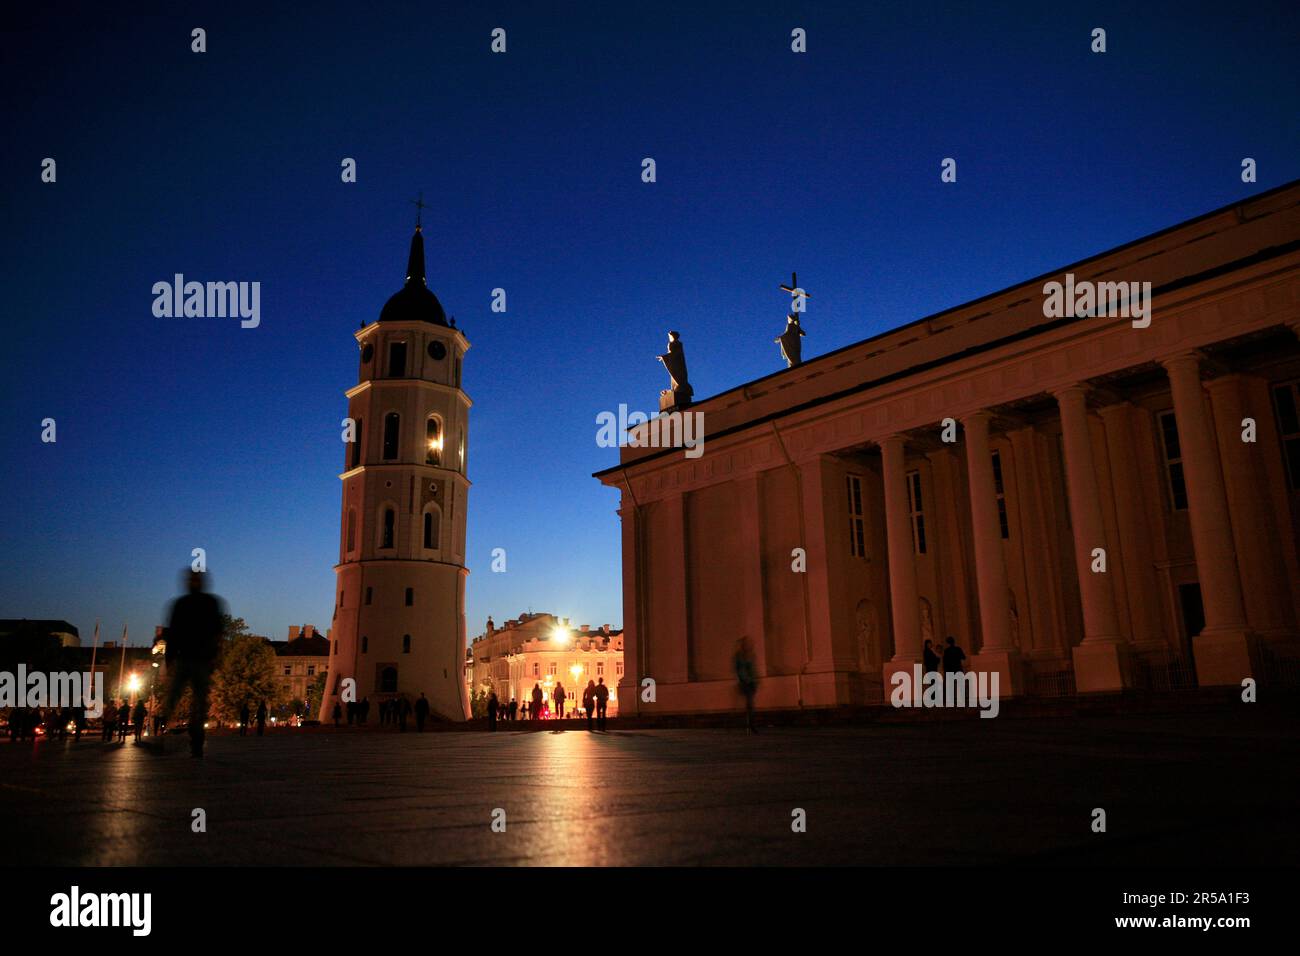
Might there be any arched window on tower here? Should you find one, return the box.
[382,412,400,460]
[402,634,411,654]
[381,507,396,549]
[380,666,397,692]
[345,508,356,554]
[423,504,441,551]
[426,415,442,466]
[351,417,363,469]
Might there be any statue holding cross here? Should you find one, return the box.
[776,272,809,368]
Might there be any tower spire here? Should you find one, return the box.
[405,226,427,286]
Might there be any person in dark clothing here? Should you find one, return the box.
[554,683,567,720]
[487,692,498,731]
[102,699,116,741]
[583,680,596,731]
[397,695,411,732]
[360,697,370,724]
[159,569,226,757]
[531,683,543,721]
[521,701,528,720]
[942,636,967,705]
[73,704,85,742]
[333,702,343,728]
[595,677,609,731]
[415,693,429,731]
[118,700,131,742]
[239,701,251,736]
[346,700,355,725]
[132,700,146,742]
[923,639,941,676]
[734,636,758,733]
[508,698,517,722]
[255,699,268,736]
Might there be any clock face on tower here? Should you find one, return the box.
[428,341,446,361]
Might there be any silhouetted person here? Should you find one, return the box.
[239,701,251,736]
[734,636,758,733]
[923,639,941,676]
[554,683,567,719]
[942,636,967,705]
[117,700,131,741]
[397,695,411,732]
[333,702,342,728]
[487,692,499,731]
[531,683,543,721]
[595,677,609,731]
[509,698,518,722]
[132,700,146,742]
[256,699,268,736]
[583,680,596,731]
[73,703,85,742]
[415,693,429,731]
[160,569,225,757]
[360,697,370,725]
[102,699,116,741]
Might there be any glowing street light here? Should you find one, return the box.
[569,664,583,682]
[126,673,143,694]
[550,626,571,646]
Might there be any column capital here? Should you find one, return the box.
[960,409,994,428]
[876,433,908,451]
[1096,400,1135,420]
[1050,382,1091,401]
[1160,349,1205,374]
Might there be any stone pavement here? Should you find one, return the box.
[1,710,1295,866]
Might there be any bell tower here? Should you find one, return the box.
[319,221,471,721]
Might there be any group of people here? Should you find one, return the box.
[331,692,435,732]
[236,700,269,736]
[923,637,968,679]
[5,699,150,743]
[484,677,611,731]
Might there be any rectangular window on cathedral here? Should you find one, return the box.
[1158,411,1189,510]
[906,469,927,554]
[846,474,866,558]
[991,451,1010,538]
[1273,381,1300,490]
[405,587,414,606]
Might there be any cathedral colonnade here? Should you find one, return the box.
[598,184,1300,714]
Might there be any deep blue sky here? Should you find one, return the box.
[2,1,1297,645]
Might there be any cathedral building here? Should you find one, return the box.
[318,224,471,722]
[597,181,1300,713]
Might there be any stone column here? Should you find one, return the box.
[1161,353,1260,684]
[880,436,922,692]
[1097,403,1166,652]
[1053,386,1131,690]
[616,499,642,715]
[1206,375,1298,641]
[962,412,1022,695]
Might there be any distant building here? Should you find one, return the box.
[267,625,331,708]
[466,613,624,714]
[0,619,81,648]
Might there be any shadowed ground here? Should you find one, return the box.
[1,711,1295,866]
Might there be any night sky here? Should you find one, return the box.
[3,1,1297,645]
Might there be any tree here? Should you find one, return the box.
[306,672,327,718]
[211,634,284,723]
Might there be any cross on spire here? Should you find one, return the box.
[410,192,428,229]
[780,271,811,309]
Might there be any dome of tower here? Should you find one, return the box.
[378,227,449,327]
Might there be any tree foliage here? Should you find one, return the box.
[211,634,284,723]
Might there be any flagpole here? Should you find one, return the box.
[88,620,100,685]
[117,624,128,700]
